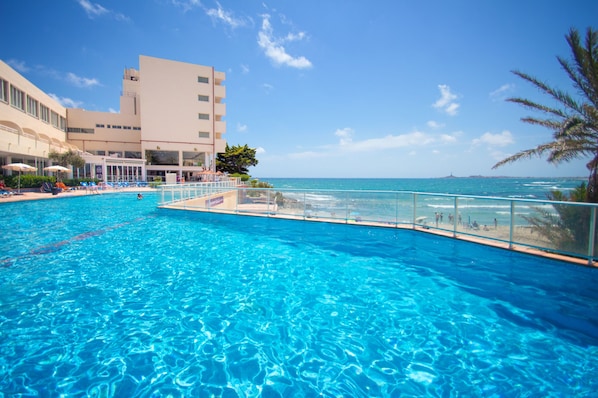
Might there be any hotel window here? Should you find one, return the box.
[26,95,39,118]
[95,123,105,128]
[51,111,59,128]
[67,127,94,134]
[198,131,210,138]
[112,125,122,129]
[146,150,179,166]
[0,78,7,102]
[198,113,210,120]
[60,116,66,131]
[198,94,209,102]
[198,76,209,84]
[10,85,25,111]
[125,151,141,159]
[40,104,49,123]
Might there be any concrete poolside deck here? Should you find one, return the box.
[0,186,154,202]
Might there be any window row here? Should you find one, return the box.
[67,127,95,134]
[95,124,141,130]
[1,77,66,131]
[145,150,207,167]
[91,150,142,159]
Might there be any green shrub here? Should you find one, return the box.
[10,174,54,188]
[249,179,273,188]
[230,173,250,181]
[525,183,597,254]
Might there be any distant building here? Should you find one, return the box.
[0,55,226,182]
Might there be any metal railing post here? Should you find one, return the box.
[267,190,271,216]
[588,207,596,265]
[453,196,458,237]
[304,191,307,220]
[395,192,399,227]
[509,201,515,249]
[412,193,417,229]
[345,191,349,223]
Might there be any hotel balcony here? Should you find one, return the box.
[214,85,225,99]
[214,102,226,117]
[214,121,226,134]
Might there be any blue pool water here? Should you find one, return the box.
[1,192,597,396]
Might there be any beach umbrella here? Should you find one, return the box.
[2,163,37,194]
[44,165,70,173]
[44,165,70,187]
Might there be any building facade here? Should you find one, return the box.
[0,60,73,172]
[0,55,226,182]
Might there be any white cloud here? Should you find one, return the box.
[237,123,248,133]
[48,93,83,108]
[288,129,439,160]
[440,134,457,143]
[66,72,100,88]
[257,14,312,69]
[489,83,515,101]
[77,0,130,22]
[170,0,201,12]
[472,130,514,147]
[7,59,30,73]
[255,147,266,154]
[427,120,444,129]
[241,64,250,74]
[7,60,100,90]
[339,131,434,152]
[335,127,354,146]
[77,0,108,17]
[205,2,249,29]
[108,108,118,113]
[433,84,460,116]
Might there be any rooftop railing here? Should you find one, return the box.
[159,185,598,266]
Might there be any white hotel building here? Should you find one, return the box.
[0,55,226,182]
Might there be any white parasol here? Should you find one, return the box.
[44,165,70,173]
[2,163,37,193]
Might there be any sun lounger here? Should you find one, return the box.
[40,182,54,193]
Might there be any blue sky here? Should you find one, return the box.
[3,1,597,178]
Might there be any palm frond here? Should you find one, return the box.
[495,28,598,203]
[510,70,584,114]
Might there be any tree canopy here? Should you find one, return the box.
[493,27,598,202]
[216,144,259,175]
[48,150,85,169]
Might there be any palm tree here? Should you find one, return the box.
[493,27,598,202]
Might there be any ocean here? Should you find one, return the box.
[257,177,585,199]
[253,177,587,229]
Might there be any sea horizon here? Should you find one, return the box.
[254,176,585,199]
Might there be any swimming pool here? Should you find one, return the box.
[1,192,597,396]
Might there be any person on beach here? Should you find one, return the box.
[0,180,13,191]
